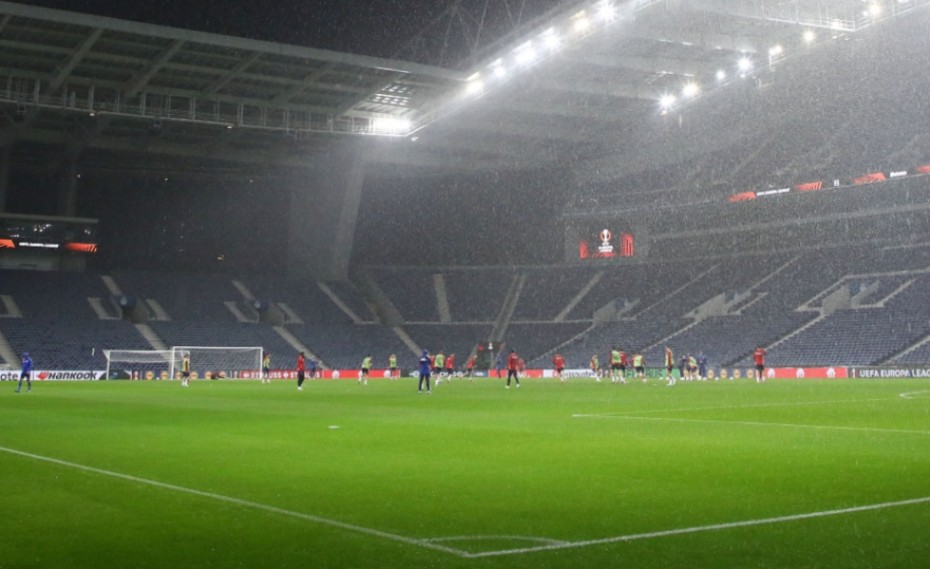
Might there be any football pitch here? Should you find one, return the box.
[2,376,930,569]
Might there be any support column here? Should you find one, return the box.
[0,145,9,213]
[57,149,80,217]
[287,145,366,281]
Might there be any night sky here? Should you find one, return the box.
[13,0,566,67]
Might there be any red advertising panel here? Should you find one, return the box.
[852,172,887,185]
[795,181,824,192]
[765,367,848,379]
[65,243,98,253]
[578,240,590,260]
[728,191,757,203]
[620,232,635,257]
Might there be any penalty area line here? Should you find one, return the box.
[468,495,930,558]
[0,445,469,558]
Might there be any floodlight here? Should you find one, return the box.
[490,59,507,79]
[768,44,783,57]
[597,1,616,22]
[803,30,816,43]
[541,28,561,51]
[682,82,700,98]
[737,56,753,72]
[573,14,591,33]
[867,3,883,16]
[715,69,727,81]
[464,79,485,97]
[514,42,537,66]
[372,117,411,134]
[659,94,676,109]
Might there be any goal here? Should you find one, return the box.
[105,346,263,380]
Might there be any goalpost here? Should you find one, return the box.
[105,346,264,380]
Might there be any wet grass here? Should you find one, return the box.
[1,376,929,568]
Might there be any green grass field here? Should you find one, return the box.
[2,376,930,569]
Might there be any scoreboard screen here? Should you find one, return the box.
[0,214,98,253]
[577,227,634,260]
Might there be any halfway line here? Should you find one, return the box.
[0,445,468,558]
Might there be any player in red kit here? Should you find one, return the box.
[465,355,476,380]
[296,351,306,391]
[753,346,767,383]
[552,353,566,382]
[445,353,455,381]
[506,349,520,388]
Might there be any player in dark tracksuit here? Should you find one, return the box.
[418,350,432,394]
[16,352,32,393]
[696,352,708,381]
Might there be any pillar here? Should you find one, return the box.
[57,149,80,217]
[0,144,10,213]
[287,145,366,281]
[0,145,9,213]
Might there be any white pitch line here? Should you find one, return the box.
[467,495,930,558]
[900,390,930,400]
[424,535,569,546]
[592,397,894,417]
[0,445,469,558]
[573,413,930,436]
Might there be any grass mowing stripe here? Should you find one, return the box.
[0,444,470,558]
[5,444,930,562]
[573,413,930,435]
[467,495,930,558]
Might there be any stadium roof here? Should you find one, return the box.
[1,0,928,175]
[0,0,464,170]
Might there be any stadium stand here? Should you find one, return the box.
[403,324,492,362]
[0,270,112,320]
[565,262,700,321]
[504,322,591,362]
[371,270,440,322]
[761,274,930,367]
[286,323,415,370]
[322,281,376,322]
[443,268,512,322]
[892,341,930,366]
[150,321,294,359]
[7,238,930,373]
[1,318,150,371]
[513,267,598,321]
[110,271,240,321]
[238,276,356,324]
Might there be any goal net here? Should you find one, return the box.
[105,346,263,380]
